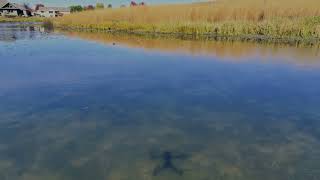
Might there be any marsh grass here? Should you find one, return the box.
[0,17,44,23]
[55,0,320,41]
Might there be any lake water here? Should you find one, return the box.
[0,23,320,180]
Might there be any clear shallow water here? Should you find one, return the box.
[0,23,320,180]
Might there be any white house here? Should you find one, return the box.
[36,7,70,17]
[0,0,32,17]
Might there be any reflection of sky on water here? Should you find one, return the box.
[0,23,320,180]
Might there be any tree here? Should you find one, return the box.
[96,3,104,9]
[130,1,137,6]
[107,4,112,8]
[84,5,95,10]
[70,5,83,13]
[23,3,31,9]
[35,4,44,11]
[22,3,32,16]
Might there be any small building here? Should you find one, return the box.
[0,0,32,17]
[36,7,70,17]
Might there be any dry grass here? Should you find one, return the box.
[58,0,320,23]
[54,0,320,41]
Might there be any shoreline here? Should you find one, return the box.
[0,17,44,23]
[1,0,320,45]
[52,0,320,46]
[56,24,320,46]
[1,18,320,45]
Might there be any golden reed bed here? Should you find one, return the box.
[54,0,320,42]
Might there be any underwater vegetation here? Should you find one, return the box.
[1,23,320,180]
[151,150,188,176]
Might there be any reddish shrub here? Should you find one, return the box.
[85,5,95,10]
[130,1,137,6]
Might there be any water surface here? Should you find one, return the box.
[1,23,320,180]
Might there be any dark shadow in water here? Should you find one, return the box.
[151,151,188,176]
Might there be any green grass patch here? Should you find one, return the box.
[0,17,45,23]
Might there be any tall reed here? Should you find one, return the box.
[54,0,320,41]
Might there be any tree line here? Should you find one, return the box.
[70,3,109,13]
[70,1,146,13]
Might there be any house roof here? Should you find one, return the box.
[38,7,70,12]
[0,0,9,8]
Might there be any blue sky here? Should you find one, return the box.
[14,0,201,7]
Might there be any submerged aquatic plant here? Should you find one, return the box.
[151,151,188,176]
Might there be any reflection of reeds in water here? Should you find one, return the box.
[62,31,320,65]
